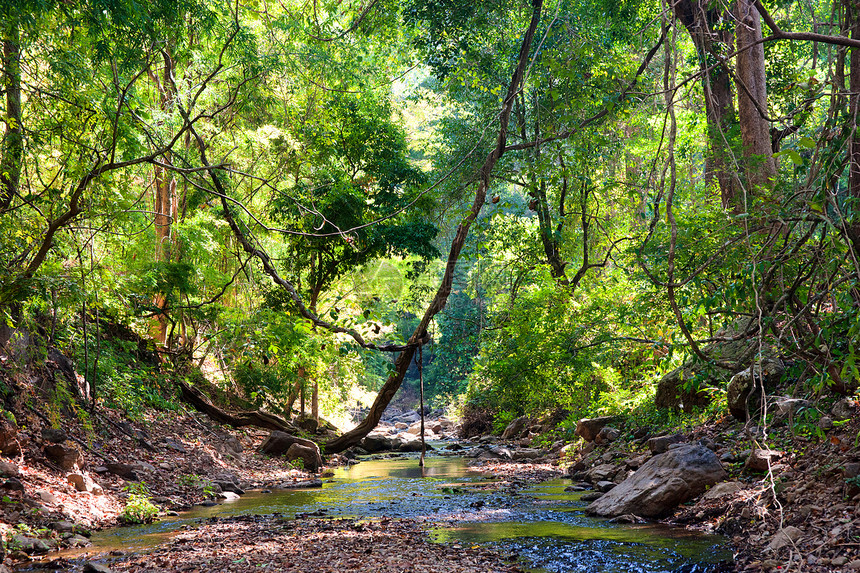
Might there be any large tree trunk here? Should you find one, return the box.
[736,0,777,195]
[150,50,179,346]
[671,0,738,209]
[323,0,546,454]
[0,19,22,213]
[847,0,860,254]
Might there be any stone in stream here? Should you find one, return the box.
[212,472,245,494]
[360,435,395,453]
[10,535,51,554]
[278,479,323,489]
[83,562,115,573]
[586,444,726,518]
[286,443,322,472]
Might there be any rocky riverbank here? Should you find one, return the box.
[1,394,859,572]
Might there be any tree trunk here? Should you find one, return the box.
[671,0,738,209]
[150,50,179,346]
[847,0,860,254]
[0,20,22,213]
[736,0,777,195]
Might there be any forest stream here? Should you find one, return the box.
[56,453,733,573]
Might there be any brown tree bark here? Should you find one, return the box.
[736,0,777,195]
[0,20,22,213]
[847,0,860,254]
[149,50,180,346]
[671,0,738,209]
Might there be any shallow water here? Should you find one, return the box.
[80,453,732,572]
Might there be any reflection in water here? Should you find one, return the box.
[79,454,731,572]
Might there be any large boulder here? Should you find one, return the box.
[654,320,769,412]
[501,416,529,440]
[286,443,321,472]
[0,422,24,456]
[44,443,83,470]
[726,358,785,420]
[575,417,615,442]
[360,435,395,453]
[260,431,322,471]
[586,444,726,518]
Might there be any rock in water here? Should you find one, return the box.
[286,443,321,472]
[586,444,726,518]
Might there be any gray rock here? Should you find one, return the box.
[398,439,433,453]
[286,442,322,472]
[2,477,24,491]
[67,472,102,494]
[105,463,139,481]
[36,489,59,504]
[501,416,529,440]
[832,398,855,420]
[585,463,617,483]
[0,422,23,456]
[595,481,616,493]
[360,435,395,453]
[575,417,615,442]
[278,479,323,489]
[66,534,91,547]
[0,460,19,477]
[162,438,186,453]
[818,416,834,431]
[10,535,50,554]
[41,427,67,443]
[489,446,513,459]
[844,463,860,479]
[512,448,542,461]
[83,562,115,573]
[43,443,83,470]
[726,358,785,420]
[224,436,243,454]
[48,520,75,533]
[219,491,240,501]
[647,433,685,454]
[132,460,157,472]
[703,481,743,500]
[594,427,620,445]
[745,448,782,472]
[586,445,726,518]
[766,526,803,551]
[580,492,603,502]
[213,473,245,495]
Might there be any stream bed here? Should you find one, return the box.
[76,454,733,572]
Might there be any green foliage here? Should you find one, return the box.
[177,474,216,497]
[119,483,159,525]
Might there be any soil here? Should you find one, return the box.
[1,399,859,573]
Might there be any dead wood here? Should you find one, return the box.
[177,379,322,467]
